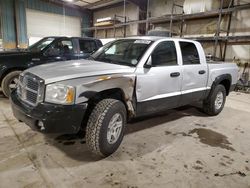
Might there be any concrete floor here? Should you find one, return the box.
[0,91,249,188]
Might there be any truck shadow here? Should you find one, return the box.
[45,103,208,162]
[126,104,206,134]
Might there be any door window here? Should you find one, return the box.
[46,39,73,56]
[180,42,200,65]
[151,41,177,66]
[79,40,97,54]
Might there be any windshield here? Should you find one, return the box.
[91,39,152,66]
[28,37,55,52]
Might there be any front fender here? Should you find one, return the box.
[76,74,135,101]
[54,73,136,116]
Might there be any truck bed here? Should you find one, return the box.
[207,62,238,87]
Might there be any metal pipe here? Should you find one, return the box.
[170,2,175,37]
[213,0,224,59]
[146,0,149,33]
[222,0,234,61]
[14,0,19,49]
[123,0,126,18]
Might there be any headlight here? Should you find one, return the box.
[45,84,75,105]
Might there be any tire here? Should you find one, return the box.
[1,71,21,98]
[203,84,226,116]
[86,99,127,157]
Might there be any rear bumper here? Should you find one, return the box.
[10,90,87,134]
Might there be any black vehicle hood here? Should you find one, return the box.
[0,50,39,67]
[0,50,30,57]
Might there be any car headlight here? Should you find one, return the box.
[45,84,75,105]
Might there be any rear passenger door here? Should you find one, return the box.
[179,41,208,105]
[78,39,99,59]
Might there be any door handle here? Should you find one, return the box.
[170,72,180,77]
[199,70,206,74]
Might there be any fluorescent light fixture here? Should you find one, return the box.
[97,17,112,23]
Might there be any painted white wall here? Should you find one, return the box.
[26,9,81,45]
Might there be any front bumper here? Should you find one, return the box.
[10,90,87,134]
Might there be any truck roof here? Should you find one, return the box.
[43,36,100,40]
[122,36,199,43]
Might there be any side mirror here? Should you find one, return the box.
[144,56,152,68]
[206,53,212,61]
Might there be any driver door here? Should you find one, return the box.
[43,39,74,63]
[136,41,182,116]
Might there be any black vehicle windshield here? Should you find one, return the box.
[91,39,152,66]
[28,37,55,52]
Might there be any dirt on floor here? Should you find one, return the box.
[0,91,249,188]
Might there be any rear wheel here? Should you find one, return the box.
[86,99,127,157]
[203,84,226,116]
[1,71,21,98]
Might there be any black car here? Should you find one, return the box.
[0,36,102,97]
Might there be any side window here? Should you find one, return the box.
[79,40,97,53]
[151,41,177,66]
[46,39,73,56]
[180,42,200,65]
[96,40,103,48]
[61,40,73,54]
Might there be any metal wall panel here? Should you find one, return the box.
[16,0,28,48]
[0,0,92,49]
[25,0,92,37]
[0,0,16,48]
[26,0,83,17]
[26,8,81,44]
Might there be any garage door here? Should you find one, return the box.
[26,9,81,45]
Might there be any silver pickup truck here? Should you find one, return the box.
[10,36,238,157]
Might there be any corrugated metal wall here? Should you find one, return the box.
[26,0,83,17]
[16,0,28,48]
[0,0,92,49]
[0,0,16,49]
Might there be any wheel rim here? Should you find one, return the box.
[9,77,19,90]
[215,91,224,110]
[107,113,123,144]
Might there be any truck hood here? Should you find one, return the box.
[0,50,31,56]
[25,59,136,84]
[0,50,38,64]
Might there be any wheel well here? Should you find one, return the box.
[81,88,128,129]
[219,79,231,95]
[0,68,24,87]
[87,88,126,103]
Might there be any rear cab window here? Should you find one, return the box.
[79,40,98,54]
[179,41,200,65]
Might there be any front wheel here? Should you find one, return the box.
[86,99,127,157]
[203,84,226,116]
[1,71,21,98]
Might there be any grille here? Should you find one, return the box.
[17,73,44,106]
